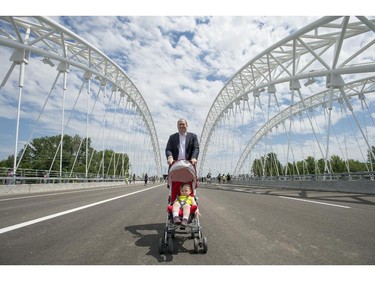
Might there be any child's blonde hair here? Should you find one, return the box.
[180,183,191,190]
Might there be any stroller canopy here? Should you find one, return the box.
[168,160,197,189]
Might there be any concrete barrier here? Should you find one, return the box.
[233,179,375,194]
[0,181,141,196]
[1,179,374,196]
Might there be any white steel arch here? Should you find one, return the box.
[234,76,375,175]
[0,16,162,177]
[199,16,375,177]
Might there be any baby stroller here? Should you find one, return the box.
[158,160,208,254]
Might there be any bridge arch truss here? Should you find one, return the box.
[199,16,375,178]
[0,16,162,178]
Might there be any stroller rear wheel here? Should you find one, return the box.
[168,237,174,253]
[158,237,174,254]
[158,238,164,254]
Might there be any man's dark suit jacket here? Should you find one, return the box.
[165,132,199,161]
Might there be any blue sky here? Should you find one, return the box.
[0,14,321,160]
[1,3,374,177]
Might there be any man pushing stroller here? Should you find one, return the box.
[165,118,199,166]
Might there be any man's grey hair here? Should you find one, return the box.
[177,118,187,125]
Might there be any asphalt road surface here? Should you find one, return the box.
[0,182,374,265]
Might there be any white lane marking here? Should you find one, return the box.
[0,185,162,235]
[279,196,351,209]
[234,189,255,193]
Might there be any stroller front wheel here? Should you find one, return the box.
[193,238,199,253]
[202,237,208,253]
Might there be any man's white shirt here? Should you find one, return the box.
[178,132,187,160]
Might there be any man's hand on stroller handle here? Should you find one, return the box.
[167,156,174,166]
[190,158,197,166]
[167,157,197,166]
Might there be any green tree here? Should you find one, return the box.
[347,159,368,172]
[265,152,282,176]
[330,155,346,173]
[305,156,317,174]
[0,134,130,178]
[285,162,296,175]
[252,158,263,177]
[367,146,375,163]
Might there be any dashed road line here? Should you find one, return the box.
[279,196,351,209]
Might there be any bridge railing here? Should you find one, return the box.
[201,171,375,194]
[0,167,130,185]
[228,172,375,194]
[233,172,375,182]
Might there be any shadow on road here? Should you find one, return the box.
[124,223,197,263]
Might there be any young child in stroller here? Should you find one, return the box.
[172,183,200,226]
[159,160,207,254]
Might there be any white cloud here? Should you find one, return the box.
[1,15,373,176]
